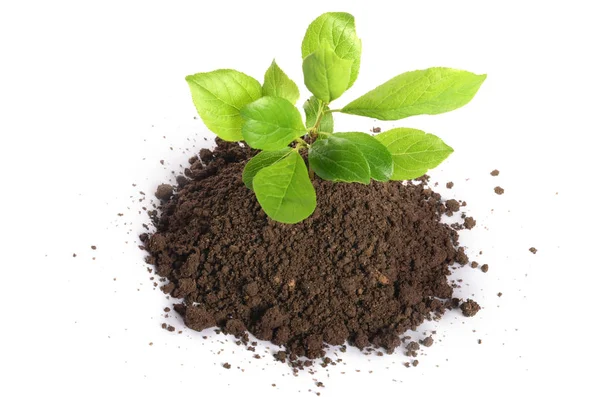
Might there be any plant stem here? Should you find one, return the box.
[326,108,341,113]
[295,137,308,148]
[309,101,327,139]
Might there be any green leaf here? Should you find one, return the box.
[342,68,486,120]
[242,148,293,190]
[253,151,316,224]
[262,60,300,105]
[186,69,262,141]
[303,96,333,133]
[334,132,392,182]
[375,128,454,180]
[308,135,370,184]
[241,97,306,151]
[303,45,353,103]
[301,12,362,89]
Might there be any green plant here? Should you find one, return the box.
[186,12,486,224]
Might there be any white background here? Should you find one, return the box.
[1,0,599,395]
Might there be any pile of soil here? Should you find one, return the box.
[141,139,478,362]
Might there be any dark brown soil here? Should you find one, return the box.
[490,169,499,176]
[494,186,505,195]
[460,299,481,317]
[141,139,480,362]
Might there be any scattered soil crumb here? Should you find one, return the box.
[72,253,77,258]
[91,245,97,250]
[446,181,454,189]
[471,261,479,269]
[420,336,434,347]
[412,360,419,367]
[464,217,476,229]
[371,127,381,133]
[460,299,481,317]
[481,264,489,273]
[155,184,174,201]
[497,292,503,297]
[494,186,505,195]
[478,339,482,344]
[529,247,537,254]
[223,363,231,369]
[490,169,499,176]
[446,199,460,212]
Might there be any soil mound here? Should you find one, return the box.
[141,139,474,360]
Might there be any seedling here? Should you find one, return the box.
[186,12,485,224]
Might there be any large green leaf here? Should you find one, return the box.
[303,96,333,132]
[375,128,454,180]
[302,45,353,103]
[186,69,262,141]
[253,151,316,224]
[334,132,392,182]
[262,60,300,105]
[308,135,370,184]
[301,12,361,89]
[342,67,486,120]
[241,97,306,150]
[242,148,293,190]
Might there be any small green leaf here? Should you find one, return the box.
[308,135,370,184]
[186,69,262,141]
[262,60,300,105]
[253,151,316,224]
[241,97,306,151]
[303,45,353,103]
[303,96,333,133]
[302,12,362,89]
[342,68,486,120]
[334,132,392,182]
[242,148,293,190]
[375,128,454,180]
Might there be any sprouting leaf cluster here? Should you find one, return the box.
[186,12,486,224]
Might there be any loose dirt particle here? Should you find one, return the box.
[142,139,480,364]
[412,360,419,367]
[494,186,505,195]
[72,253,77,258]
[481,264,489,273]
[490,169,499,176]
[223,363,231,369]
[371,127,381,133]
[460,299,481,317]
[471,261,479,269]
[155,184,173,201]
[91,245,97,250]
[406,341,420,351]
[446,199,460,212]
[420,336,434,347]
[464,217,476,230]
[497,292,503,297]
[446,181,454,189]
[529,247,537,254]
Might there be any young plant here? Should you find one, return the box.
[186,12,486,224]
